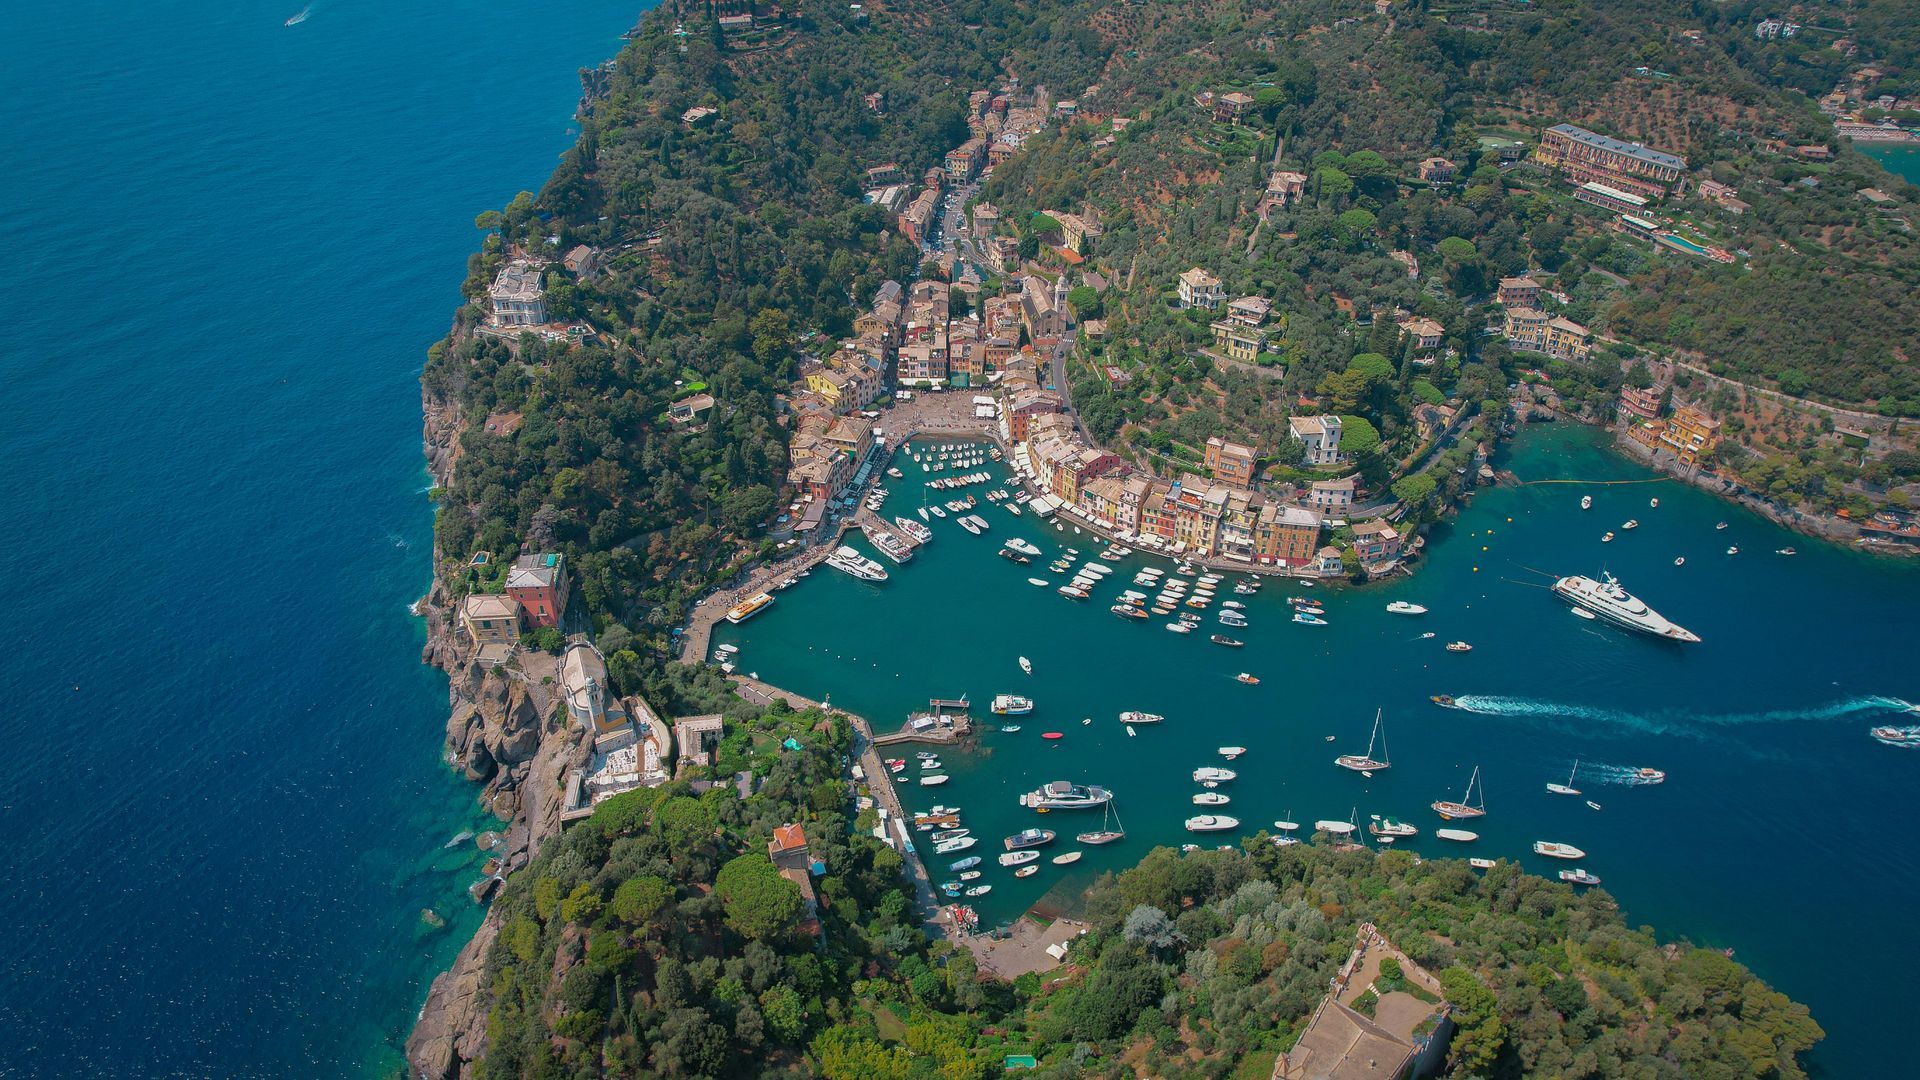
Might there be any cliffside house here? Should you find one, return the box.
[459,593,522,654]
[1290,415,1344,466]
[1177,267,1226,310]
[486,261,547,328]
[505,552,570,629]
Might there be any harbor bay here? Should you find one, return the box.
[716,421,1920,1076]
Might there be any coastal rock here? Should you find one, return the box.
[405,910,499,1080]
[485,684,543,766]
[462,739,496,783]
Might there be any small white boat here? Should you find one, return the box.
[1027,577,1051,587]
[1572,607,1596,620]
[1192,792,1231,806]
[1726,546,1739,555]
[1622,519,1639,530]
[1533,840,1586,860]
[1469,857,1496,869]
[1673,557,1684,567]
[1444,641,1472,653]
[1018,656,1033,675]
[1184,815,1240,832]
[1547,760,1583,796]
[1436,828,1479,842]
[998,850,1039,867]
[1218,746,1246,759]
[920,775,950,787]
[1014,864,1039,877]
[1649,497,1659,508]
[1601,531,1615,543]
[1776,547,1797,556]
[1193,767,1237,783]
[1580,495,1592,510]
[1386,601,1427,615]
[1586,800,1603,811]
[1050,851,1082,865]
[1716,521,1728,530]
[965,884,992,896]
[1559,868,1601,886]
[1119,711,1163,725]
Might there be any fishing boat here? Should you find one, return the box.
[1547,760,1582,796]
[1435,828,1478,843]
[1027,577,1051,587]
[1559,868,1601,886]
[1386,601,1428,615]
[1051,851,1082,866]
[1334,710,1391,773]
[1581,495,1592,510]
[1184,815,1240,832]
[964,884,992,897]
[1192,792,1231,806]
[919,774,950,786]
[1444,641,1472,652]
[1119,710,1163,725]
[1431,765,1486,820]
[1368,816,1417,838]
[1236,672,1260,685]
[991,694,1034,715]
[1003,828,1056,850]
[1018,656,1033,675]
[724,593,775,624]
[1293,613,1328,626]
[949,856,981,871]
[1533,840,1586,860]
[932,835,976,853]
[1076,802,1126,845]
[1218,746,1246,760]
[1192,767,1237,783]
[1020,781,1112,810]
[1211,634,1244,647]
[825,545,889,581]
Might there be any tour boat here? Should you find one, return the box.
[1386,601,1428,615]
[1050,851,1082,866]
[991,694,1034,715]
[948,856,981,871]
[1193,792,1231,806]
[1368,815,1417,838]
[1027,577,1050,587]
[1235,672,1260,685]
[1003,828,1056,850]
[1435,828,1479,843]
[724,592,775,625]
[1021,781,1112,810]
[1218,746,1246,759]
[1580,495,1592,510]
[1076,802,1126,845]
[1469,857,1496,869]
[1192,767,1237,783]
[1559,868,1601,886]
[1119,711,1162,725]
[1431,765,1486,820]
[1018,656,1033,675]
[998,850,1040,867]
[1184,815,1240,832]
[1445,641,1472,652]
[1014,864,1039,877]
[1211,634,1243,647]
[1334,711,1391,773]
[1533,840,1585,860]
[932,835,975,853]
[919,775,950,786]
[964,885,992,897]
[1293,613,1328,626]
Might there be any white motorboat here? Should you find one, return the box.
[825,546,888,582]
[1051,851,1082,865]
[1435,828,1479,842]
[919,775,950,787]
[1559,868,1601,886]
[1218,746,1246,759]
[893,517,934,544]
[1649,497,1659,508]
[1533,840,1586,860]
[1003,828,1055,850]
[1184,815,1240,832]
[1192,767,1236,783]
[991,694,1034,715]
[1020,781,1112,810]
[958,516,982,535]
[1622,519,1639,530]
[1334,710,1391,773]
[1367,816,1417,838]
[1018,656,1032,675]
[1192,792,1231,806]
[932,836,976,853]
[1005,537,1041,556]
[1581,495,1592,510]
[1469,857,1496,869]
[1386,601,1428,615]
[1027,577,1051,587]
[998,850,1039,867]
[1119,711,1163,725]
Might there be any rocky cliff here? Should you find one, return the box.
[404,387,591,1080]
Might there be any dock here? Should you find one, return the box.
[872,698,976,747]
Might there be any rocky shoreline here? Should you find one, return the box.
[403,386,593,1080]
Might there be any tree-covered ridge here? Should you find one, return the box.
[470,702,1822,1080]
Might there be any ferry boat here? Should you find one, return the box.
[1334,710,1390,773]
[1211,634,1244,647]
[1192,767,1237,783]
[1076,802,1126,845]
[1431,765,1486,820]
[1119,710,1162,725]
[826,546,889,581]
[893,517,933,545]
[1551,572,1699,642]
[1021,781,1111,810]
[724,592,775,624]
[1368,816,1417,838]
[1192,792,1230,806]
[1436,828,1479,843]
[1184,815,1239,832]
[1003,828,1057,850]
[1385,601,1428,615]
[991,694,1034,715]
[1559,868,1601,886]
[998,850,1039,867]
[1533,840,1585,860]
[1547,760,1583,796]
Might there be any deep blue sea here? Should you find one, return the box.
[0,2,645,1075]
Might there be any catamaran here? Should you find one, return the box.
[1431,765,1486,820]
[1547,760,1582,796]
[1334,710,1391,773]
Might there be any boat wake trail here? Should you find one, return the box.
[1582,762,1667,786]
[1448,694,1915,738]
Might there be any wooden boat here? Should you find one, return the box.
[1050,852,1082,866]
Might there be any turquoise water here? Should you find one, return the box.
[0,2,644,1074]
[1863,142,1920,185]
[717,424,1920,1075]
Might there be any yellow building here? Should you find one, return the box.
[1210,320,1265,362]
[1657,405,1721,465]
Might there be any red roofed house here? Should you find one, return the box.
[505,552,571,629]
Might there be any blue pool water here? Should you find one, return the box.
[0,2,644,1074]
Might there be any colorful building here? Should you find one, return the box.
[505,552,570,628]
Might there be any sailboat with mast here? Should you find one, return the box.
[1547,759,1583,796]
[1431,765,1486,820]
[1075,800,1126,845]
[1334,710,1391,774]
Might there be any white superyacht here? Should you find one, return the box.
[1551,572,1699,642]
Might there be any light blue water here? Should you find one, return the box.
[718,425,1920,1076]
[0,2,644,1074]
[1863,142,1920,186]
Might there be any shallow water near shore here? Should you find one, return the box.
[0,2,646,1074]
[717,422,1920,1075]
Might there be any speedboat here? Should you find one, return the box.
[1236,673,1260,685]
[1386,601,1427,615]
[1716,521,1728,530]
[1292,613,1328,626]
[964,884,992,897]
[999,724,1022,733]
[1192,767,1237,783]
[1871,725,1920,746]
[1166,621,1194,634]
[998,850,1039,867]
[932,836,976,853]
[1601,532,1615,543]
[1558,868,1601,886]
[1368,816,1417,838]
[1111,604,1148,620]
[991,694,1034,715]
[1192,792,1230,806]
[1650,497,1659,508]
[1119,710,1163,725]
[1429,695,1456,708]
[1003,829,1055,850]
[1211,635,1244,647]
[1726,546,1739,555]
[949,856,981,871]
[1005,538,1041,556]
[1633,767,1666,784]
[1018,656,1033,675]
[1184,815,1240,832]
[1776,547,1796,556]
[1533,841,1586,860]
[1622,519,1639,530]
[1672,558,1684,567]
[1014,864,1039,877]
